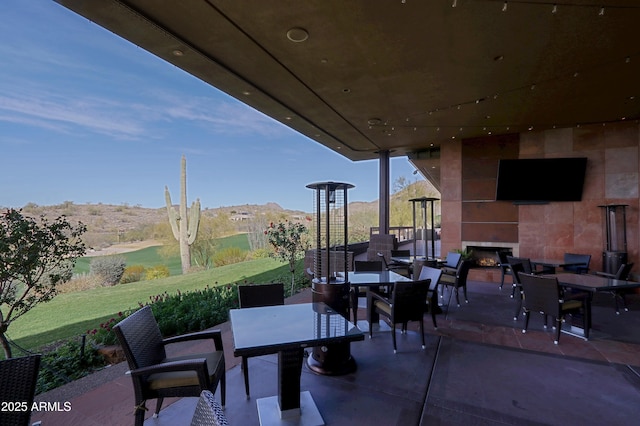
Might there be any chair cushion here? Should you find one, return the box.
[439,273,456,284]
[561,300,583,311]
[374,300,392,315]
[149,352,223,390]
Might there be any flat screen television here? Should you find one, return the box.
[495,157,587,203]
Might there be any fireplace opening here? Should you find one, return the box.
[465,246,513,268]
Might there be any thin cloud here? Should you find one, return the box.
[149,90,287,137]
[0,95,144,137]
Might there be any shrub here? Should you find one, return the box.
[90,255,126,286]
[271,269,310,297]
[212,247,247,267]
[146,284,239,337]
[86,311,128,346]
[120,265,146,284]
[57,273,104,293]
[248,248,271,259]
[36,338,106,394]
[145,265,170,280]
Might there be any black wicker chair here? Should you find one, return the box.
[389,249,412,277]
[190,390,228,426]
[518,272,589,344]
[595,262,635,314]
[367,279,431,353]
[0,354,41,426]
[506,256,538,298]
[113,306,226,426]
[439,259,473,306]
[437,251,462,277]
[237,283,285,398]
[416,265,443,328]
[563,253,591,274]
[497,251,512,290]
[509,262,527,320]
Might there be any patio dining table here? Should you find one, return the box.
[230,302,364,426]
[548,273,640,339]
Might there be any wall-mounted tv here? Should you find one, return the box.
[495,157,587,203]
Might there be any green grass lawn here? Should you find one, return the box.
[74,246,183,276]
[73,234,250,276]
[7,243,300,353]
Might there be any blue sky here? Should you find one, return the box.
[0,1,419,212]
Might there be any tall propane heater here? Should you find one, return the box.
[599,204,628,274]
[306,181,357,375]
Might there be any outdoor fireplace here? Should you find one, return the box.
[466,245,513,268]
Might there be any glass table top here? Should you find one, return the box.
[551,273,640,290]
[230,303,363,356]
[346,270,412,285]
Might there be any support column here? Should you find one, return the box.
[379,150,390,235]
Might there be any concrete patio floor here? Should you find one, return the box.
[31,279,640,425]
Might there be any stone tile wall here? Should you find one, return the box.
[441,120,640,280]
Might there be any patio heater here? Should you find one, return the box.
[306,181,356,375]
[409,197,439,263]
[599,204,628,274]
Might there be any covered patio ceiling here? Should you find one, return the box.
[55,0,640,190]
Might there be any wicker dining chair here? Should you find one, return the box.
[439,259,473,306]
[416,265,443,328]
[367,279,431,353]
[437,251,462,277]
[595,262,635,314]
[113,305,226,426]
[389,249,412,277]
[518,272,589,344]
[0,354,41,426]
[237,283,285,398]
[190,390,228,426]
[563,253,591,274]
[497,251,513,290]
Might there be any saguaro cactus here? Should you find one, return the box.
[165,155,201,274]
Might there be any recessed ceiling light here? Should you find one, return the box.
[367,118,382,125]
[286,27,309,43]
[172,49,184,57]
